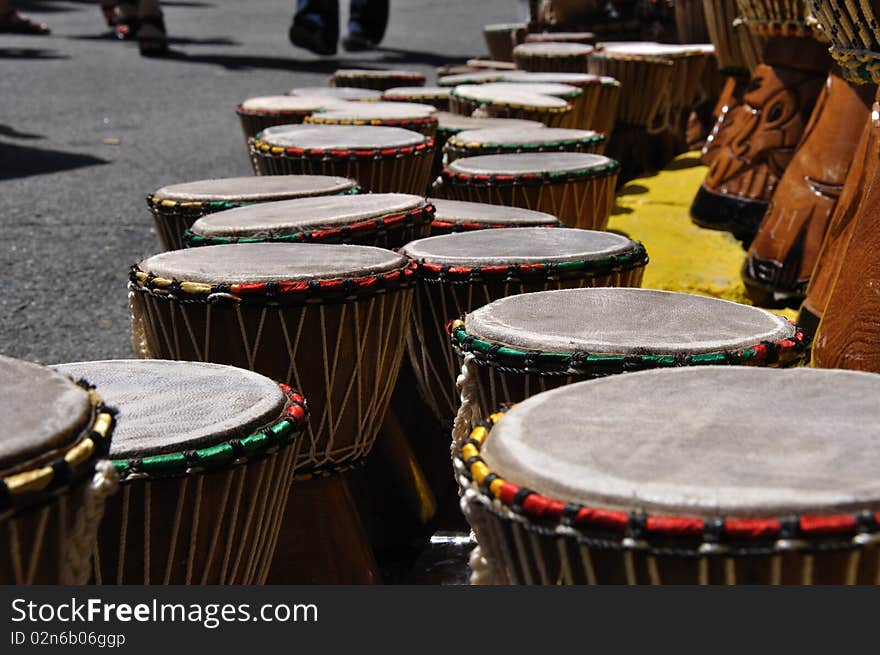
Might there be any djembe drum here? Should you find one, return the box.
[236,95,346,142]
[331,69,426,92]
[499,71,621,135]
[691,0,831,244]
[465,82,586,130]
[249,125,434,195]
[437,152,620,229]
[457,366,880,585]
[147,175,359,251]
[512,42,594,73]
[449,85,573,127]
[184,193,434,250]
[0,355,115,584]
[743,67,874,305]
[450,287,805,423]
[129,243,415,583]
[483,23,527,62]
[444,127,605,164]
[438,71,508,87]
[524,32,595,45]
[808,0,880,371]
[287,86,381,101]
[53,360,307,585]
[305,101,439,138]
[432,112,546,179]
[428,198,560,235]
[383,87,451,112]
[401,227,647,423]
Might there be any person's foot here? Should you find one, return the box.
[289,22,336,56]
[138,14,168,57]
[0,9,50,35]
[341,32,379,52]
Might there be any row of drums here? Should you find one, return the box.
[5,48,880,583]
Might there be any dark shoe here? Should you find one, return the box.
[289,22,337,56]
[138,14,168,57]
[0,10,50,34]
[342,32,378,52]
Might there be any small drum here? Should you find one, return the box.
[401,228,647,422]
[428,198,560,235]
[449,85,572,127]
[524,32,596,45]
[499,71,621,135]
[483,23,527,62]
[236,95,347,142]
[588,45,674,128]
[450,287,805,421]
[249,125,434,195]
[468,82,584,130]
[287,86,381,101]
[383,86,451,112]
[185,193,434,250]
[305,101,438,138]
[457,366,880,585]
[331,68,426,92]
[438,71,507,87]
[129,242,413,471]
[444,127,605,164]
[437,152,620,229]
[0,355,115,584]
[53,359,307,585]
[512,42,594,73]
[147,175,359,252]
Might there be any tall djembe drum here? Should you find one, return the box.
[129,243,415,583]
[0,356,116,584]
[457,367,880,585]
[809,0,880,371]
[54,360,307,585]
[691,0,832,244]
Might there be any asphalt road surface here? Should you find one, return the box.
[1,0,524,364]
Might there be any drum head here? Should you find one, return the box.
[447,152,613,175]
[54,360,287,459]
[452,85,570,109]
[287,86,382,101]
[429,198,558,227]
[513,42,593,57]
[478,82,583,99]
[383,86,449,99]
[152,176,358,203]
[438,71,507,87]
[464,288,795,355]
[435,112,544,133]
[334,68,425,81]
[310,101,437,121]
[402,227,635,266]
[190,193,425,238]
[450,127,601,147]
[482,366,880,517]
[139,242,408,284]
[500,71,604,86]
[257,124,427,149]
[239,95,347,113]
[0,355,91,471]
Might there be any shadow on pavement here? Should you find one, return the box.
[66,32,239,46]
[0,125,44,140]
[0,141,108,181]
[0,47,69,59]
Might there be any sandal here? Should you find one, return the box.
[0,9,50,34]
[112,1,139,40]
[137,14,168,57]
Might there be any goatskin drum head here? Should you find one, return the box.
[257,124,427,150]
[152,176,358,203]
[429,198,558,227]
[447,151,613,175]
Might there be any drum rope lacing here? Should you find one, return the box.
[809,0,880,84]
[184,203,436,248]
[250,134,435,159]
[455,409,880,561]
[304,115,439,131]
[429,219,562,232]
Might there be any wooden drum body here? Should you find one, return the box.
[331,69,426,92]
[249,125,434,195]
[147,176,359,252]
[437,152,620,230]
[400,228,647,423]
[0,356,115,584]
[54,360,306,585]
[483,23,527,62]
[456,367,880,585]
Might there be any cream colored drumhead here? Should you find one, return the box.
[482,366,880,517]
[436,112,544,133]
[287,86,381,101]
[257,124,427,149]
[309,101,437,121]
[452,85,570,109]
[401,227,635,266]
[139,242,408,284]
[447,151,613,175]
[383,86,449,99]
[54,360,287,459]
[449,127,601,147]
[464,288,795,354]
[513,42,593,57]
[429,198,557,226]
[152,176,358,203]
[191,193,425,238]
[476,82,583,99]
[239,95,347,112]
